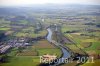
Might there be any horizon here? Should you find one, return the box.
[0,0,100,7]
[0,3,100,8]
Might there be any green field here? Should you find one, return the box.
[0,56,40,66]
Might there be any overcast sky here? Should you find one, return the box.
[0,0,100,6]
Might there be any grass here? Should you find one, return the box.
[15,32,28,37]
[61,26,78,33]
[84,42,100,51]
[33,40,62,57]
[7,48,18,56]
[0,56,40,66]
[19,20,28,25]
[61,23,100,66]
[37,48,61,57]
[0,39,62,66]
[0,28,10,30]
[80,42,92,48]
[81,59,100,66]
[66,33,100,54]
[0,10,100,66]
[17,50,37,56]
[64,33,100,51]
[15,29,47,38]
[33,40,56,49]
[0,47,40,66]
[66,44,85,55]
[61,24,87,33]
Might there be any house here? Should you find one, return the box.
[0,45,11,53]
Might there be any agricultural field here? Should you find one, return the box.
[0,4,100,66]
[61,18,100,66]
[0,39,61,66]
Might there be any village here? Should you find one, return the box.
[0,38,30,54]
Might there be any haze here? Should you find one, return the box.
[0,0,100,6]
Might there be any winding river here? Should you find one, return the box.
[47,28,71,65]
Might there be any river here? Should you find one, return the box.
[47,28,71,65]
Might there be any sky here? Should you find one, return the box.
[0,0,100,6]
